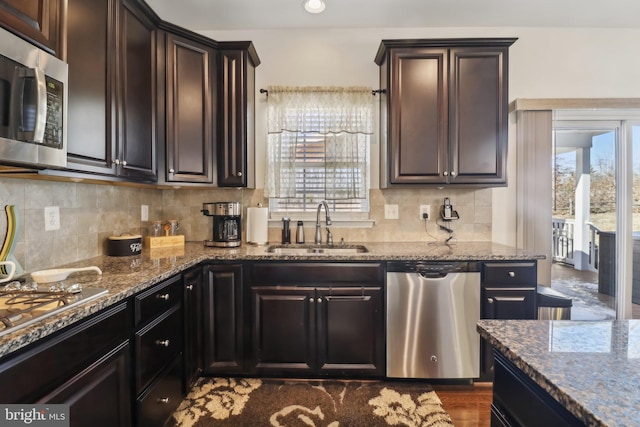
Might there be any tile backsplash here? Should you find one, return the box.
[0,177,491,273]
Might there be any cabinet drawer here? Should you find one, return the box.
[135,275,182,326]
[137,355,183,427]
[0,302,131,403]
[135,305,182,393]
[483,262,537,286]
[250,263,384,284]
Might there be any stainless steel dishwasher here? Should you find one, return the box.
[386,261,481,379]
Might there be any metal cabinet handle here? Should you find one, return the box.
[157,397,170,404]
[450,171,456,176]
[310,298,315,303]
[156,339,170,347]
[237,171,243,177]
[122,160,127,166]
[317,298,322,304]
[186,284,194,290]
[113,159,120,165]
[508,271,515,278]
[156,293,170,300]
[488,298,494,304]
[169,168,175,173]
[443,171,449,176]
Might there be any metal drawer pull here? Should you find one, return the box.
[508,271,515,277]
[317,298,322,304]
[310,298,315,303]
[158,398,170,404]
[156,339,170,347]
[488,298,494,304]
[186,284,194,290]
[156,293,170,300]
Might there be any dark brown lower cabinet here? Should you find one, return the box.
[250,285,384,377]
[480,262,537,380]
[491,351,583,426]
[0,302,132,426]
[202,263,244,374]
[38,341,132,427]
[183,266,204,391]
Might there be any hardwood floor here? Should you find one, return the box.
[433,382,493,427]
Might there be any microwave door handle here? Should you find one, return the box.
[11,67,47,143]
[31,67,47,143]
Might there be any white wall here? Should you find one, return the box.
[202,26,640,246]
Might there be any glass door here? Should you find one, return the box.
[552,120,619,320]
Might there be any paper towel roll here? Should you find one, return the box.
[247,207,269,245]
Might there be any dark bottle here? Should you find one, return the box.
[281,217,291,244]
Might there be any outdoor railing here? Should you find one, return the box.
[551,218,600,270]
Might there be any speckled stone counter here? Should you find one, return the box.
[477,319,640,427]
[0,241,541,359]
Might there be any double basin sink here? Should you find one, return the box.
[265,244,369,256]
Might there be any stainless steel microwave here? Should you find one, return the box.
[0,27,67,169]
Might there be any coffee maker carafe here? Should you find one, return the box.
[201,202,242,247]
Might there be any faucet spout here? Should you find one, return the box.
[315,201,332,244]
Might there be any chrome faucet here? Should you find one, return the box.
[315,201,333,245]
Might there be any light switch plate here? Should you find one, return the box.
[385,204,399,219]
[141,205,149,221]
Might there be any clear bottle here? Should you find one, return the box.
[296,221,305,244]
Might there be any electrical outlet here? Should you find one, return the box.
[141,205,149,221]
[384,204,399,219]
[44,206,60,231]
[419,205,431,220]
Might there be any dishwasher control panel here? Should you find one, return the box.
[387,261,482,274]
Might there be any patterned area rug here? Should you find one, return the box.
[172,377,454,427]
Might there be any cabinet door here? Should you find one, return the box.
[203,264,244,374]
[482,287,536,320]
[117,0,157,181]
[316,287,384,376]
[165,33,215,183]
[387,48,448,184]
[481,286,536,378]
[0,0,64,56]
[183,266,203,390]
[218,48,254,187]
[66,0,117,175]
[449,47,508,184]
[38,341,132,427]
[250,286,315,374]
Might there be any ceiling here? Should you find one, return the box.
[145,0,640,32]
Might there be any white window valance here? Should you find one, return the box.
[266,86,374,135]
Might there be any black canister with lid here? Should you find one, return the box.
[281,217,291,244]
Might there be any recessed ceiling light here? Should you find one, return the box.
[304,0,326,14]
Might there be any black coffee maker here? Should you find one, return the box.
[201,202,242,247]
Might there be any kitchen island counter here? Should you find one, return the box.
[0,241,541,358]
[477,319,640,427]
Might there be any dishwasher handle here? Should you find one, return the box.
[418,271,450,279]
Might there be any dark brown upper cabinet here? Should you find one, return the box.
[375,38,516,187]
[116,0,157,181]
[218,42,260,188]
[162,30,216,184]
[0,0,65,57]
[65,0,157,182]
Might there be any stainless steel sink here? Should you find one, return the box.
[265,244,369,255]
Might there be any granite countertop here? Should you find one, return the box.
[0,241,541,359]
[477,319,640,427]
